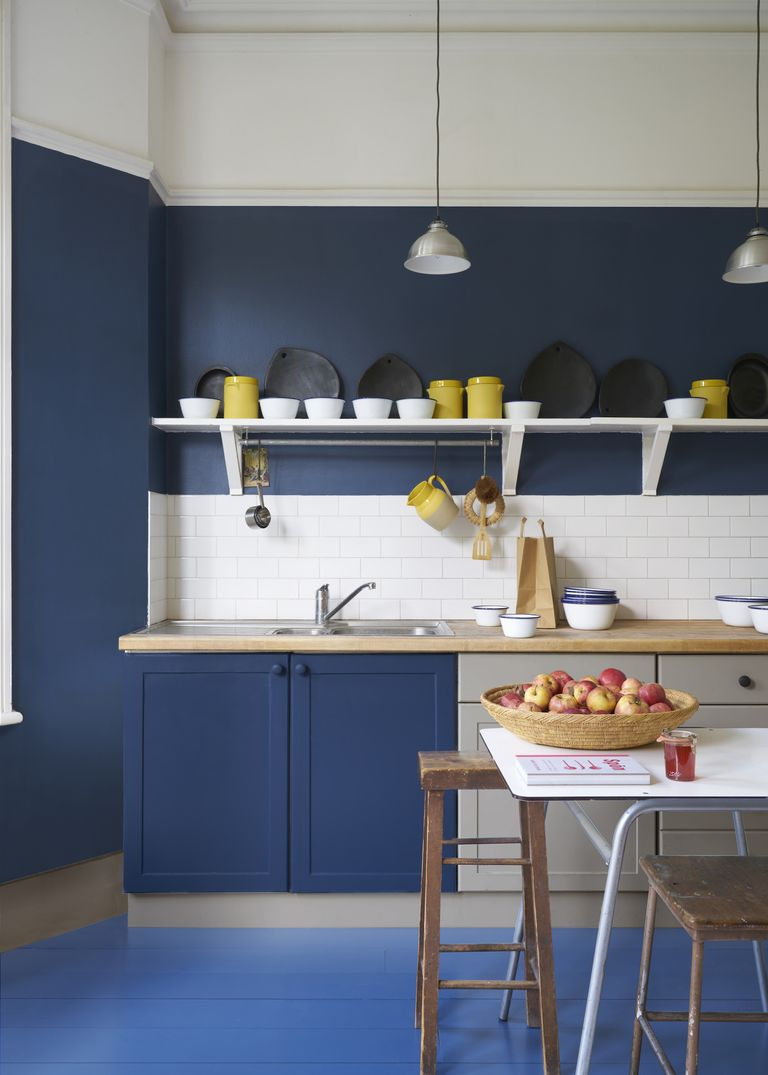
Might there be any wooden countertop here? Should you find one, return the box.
[119,620,768,654]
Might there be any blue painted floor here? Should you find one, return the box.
[1,917,767,1073]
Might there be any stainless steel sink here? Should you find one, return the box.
[160,619,453,638]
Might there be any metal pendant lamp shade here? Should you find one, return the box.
[724,0,768,282]
[404,0,470,275]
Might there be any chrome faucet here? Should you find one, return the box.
[315,581,376,625]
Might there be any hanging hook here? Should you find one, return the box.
[482,439,487,476]
[432,439,438,476]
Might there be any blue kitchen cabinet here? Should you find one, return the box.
[123,654,289,892]
[290,654,456,893]
[124,652,456,893]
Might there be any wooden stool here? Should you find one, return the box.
[631,855,768,1075]
[415,751,559,1075]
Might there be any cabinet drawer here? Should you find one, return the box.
[686,704,768,729]
[660,830,768,855]
[458,653,656,702]
[658,655,768,705]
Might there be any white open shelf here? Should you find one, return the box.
[152,416,768,496]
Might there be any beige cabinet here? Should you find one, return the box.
[657,654,768,851]
[457,653,656,893]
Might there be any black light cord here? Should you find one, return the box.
[435,0,441,220]
[757,0,762,228]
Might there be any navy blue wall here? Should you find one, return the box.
[5,142,152,883]
[166,206,768,495]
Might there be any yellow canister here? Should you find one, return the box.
[689,378,729,419]
[466,376,504,419]
[428,379,464,419]
[224,376,259,419]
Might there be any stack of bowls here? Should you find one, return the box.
[562,587,619,630]
[715,594,768,627]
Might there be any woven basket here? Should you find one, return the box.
[480,686,699,750]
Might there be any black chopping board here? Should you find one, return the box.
[357,353,423,399]
[729,353,768,418]
[263,347,341,414]
[194,366,235,400]
[598,358,668,417]
[520,341,597,418]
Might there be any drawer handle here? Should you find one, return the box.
[271,664,285,676]
[295,663,309,677]
[738,675,753,689]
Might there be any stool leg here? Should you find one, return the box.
[526,800,560,1075]
[419,789,445,1075]
[630,885,658,1075]
[685,940,704,1075]
[415,792,428,1029]
[519,800,540,1031]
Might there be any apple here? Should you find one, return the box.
[548,693,578,713]
[581,675,599,686]
[550,670,573,690]
[563,679,578,694]
[639,682,667,706]
[572,680,595,705]
[586,686,618,713]
[518,701,542,712]
[533,673,560,694]
[615,693,650,716]
[621,677,643,694]
[500,691,524,708]
[599,667,626,690]
[650,701,674,713]
[525,684,552,708]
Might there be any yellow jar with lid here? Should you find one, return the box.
[466,376,504,419]
[428,379,464,419]
[689,378,729,419]
[224,376,259,419]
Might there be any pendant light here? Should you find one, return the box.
[404,0,470,274]
[724,0,768,282]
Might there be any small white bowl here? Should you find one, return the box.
[503,401,542,420]
[715,595,768,627]
[472,604,509,627]
[305,397,344,420]
[260,397,300,419]
[396,398,436,420]
[353,398,393,419]
[179,397,220,419]
[563,602,618,631]
[749,605,768,633]
[664,397,707,419]
[499,613,540,638]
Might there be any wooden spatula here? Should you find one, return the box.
[472,501,492,560]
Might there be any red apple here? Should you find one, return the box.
[525,684,552,708]
[572,680,595,705]
[548,693,578,713]
[639,682,667,706]
[500,691,524,708]
[533,673,559,694]
[563,679,578,694]
[650,701,674,713]
[615,693,650,716]
[599,667,626,689]
[582,675,599,686]
[518,701,542,712]
[621,677,643,694]
[586,686,618,713]
[550,669,573,690]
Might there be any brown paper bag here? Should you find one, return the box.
[515,517,558,629]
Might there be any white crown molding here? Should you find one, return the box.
[11,119,155,181]
[159,1,760,35]
[149,169,171,203]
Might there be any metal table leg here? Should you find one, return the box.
[732,810,768,1011]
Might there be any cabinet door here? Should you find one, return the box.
[290,654,456,893]
[457,703,655,892]
[124,654,289,892]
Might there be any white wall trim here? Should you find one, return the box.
[11,118,155,181]
[0,0,21,727]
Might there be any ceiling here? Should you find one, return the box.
[157,1,758,35]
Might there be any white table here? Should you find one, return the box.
[481,726,768,1075]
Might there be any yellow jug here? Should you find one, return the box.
[689,379,729,419]
[428,380,464,419]
[466,376,504,419]
[224,376,259,419]
[407,474,459,531]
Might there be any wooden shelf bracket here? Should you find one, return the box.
[641,422,672,496]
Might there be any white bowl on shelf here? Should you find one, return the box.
[664,397,706,419]
[499,613,540,638]
[716,594,768,627]
[563,601,618,630]
[749,605,768,633]
[503,401,542,420]
[396,398,436,420]
[305,397,344,419]
[353,398,393,419]
[179,397,220,419]
[472,604,509,627]
[260,397,300,419]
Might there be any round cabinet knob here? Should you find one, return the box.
[271,664,285,676]
[738,674,753,688]
[295,663,309,677]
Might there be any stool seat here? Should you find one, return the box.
[641,855,768,938]
[418,751,508,791]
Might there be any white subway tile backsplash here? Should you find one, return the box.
[319,516,362,537]
[627,537,668,558]
[708,578,750,597]
[689,599,718,619]
[646,517,688,537]
[176,578,217,600]
[319,557,362,578]
[647,558,688,578]
[177,536,217,559]
[606,558,648,578]
[709,496,749,517]
[402,599,441,619]
[709,537,750,558]
[732,516,768,536]
[689,557,729,577]
[278,557,320,578]
[237,558,280,578]
[300,536,339,559]
[235,600,279,618]
[565,516,606,537]
[731,558,768,577]
[339,496,378,516]
[688,516,730,537]
[608,516,648,536]
[668,537,708,558]
[646,599,689,619]
[402,558,442,578]
[750,496,768,515]
[544,496,585,515]
[667,496,708,516]
[282,517,320,538]
[196,515,237,537]
[360,516,398,537]
[587,496,626,516]
[669,578,710,599]
[625,497,667,516]
[340,536,380,558]
[627,578,667,599]
[380,579,424,599]
[359,558,401,578]
[299,495,339,517]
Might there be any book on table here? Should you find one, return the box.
[513,753,651,785]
